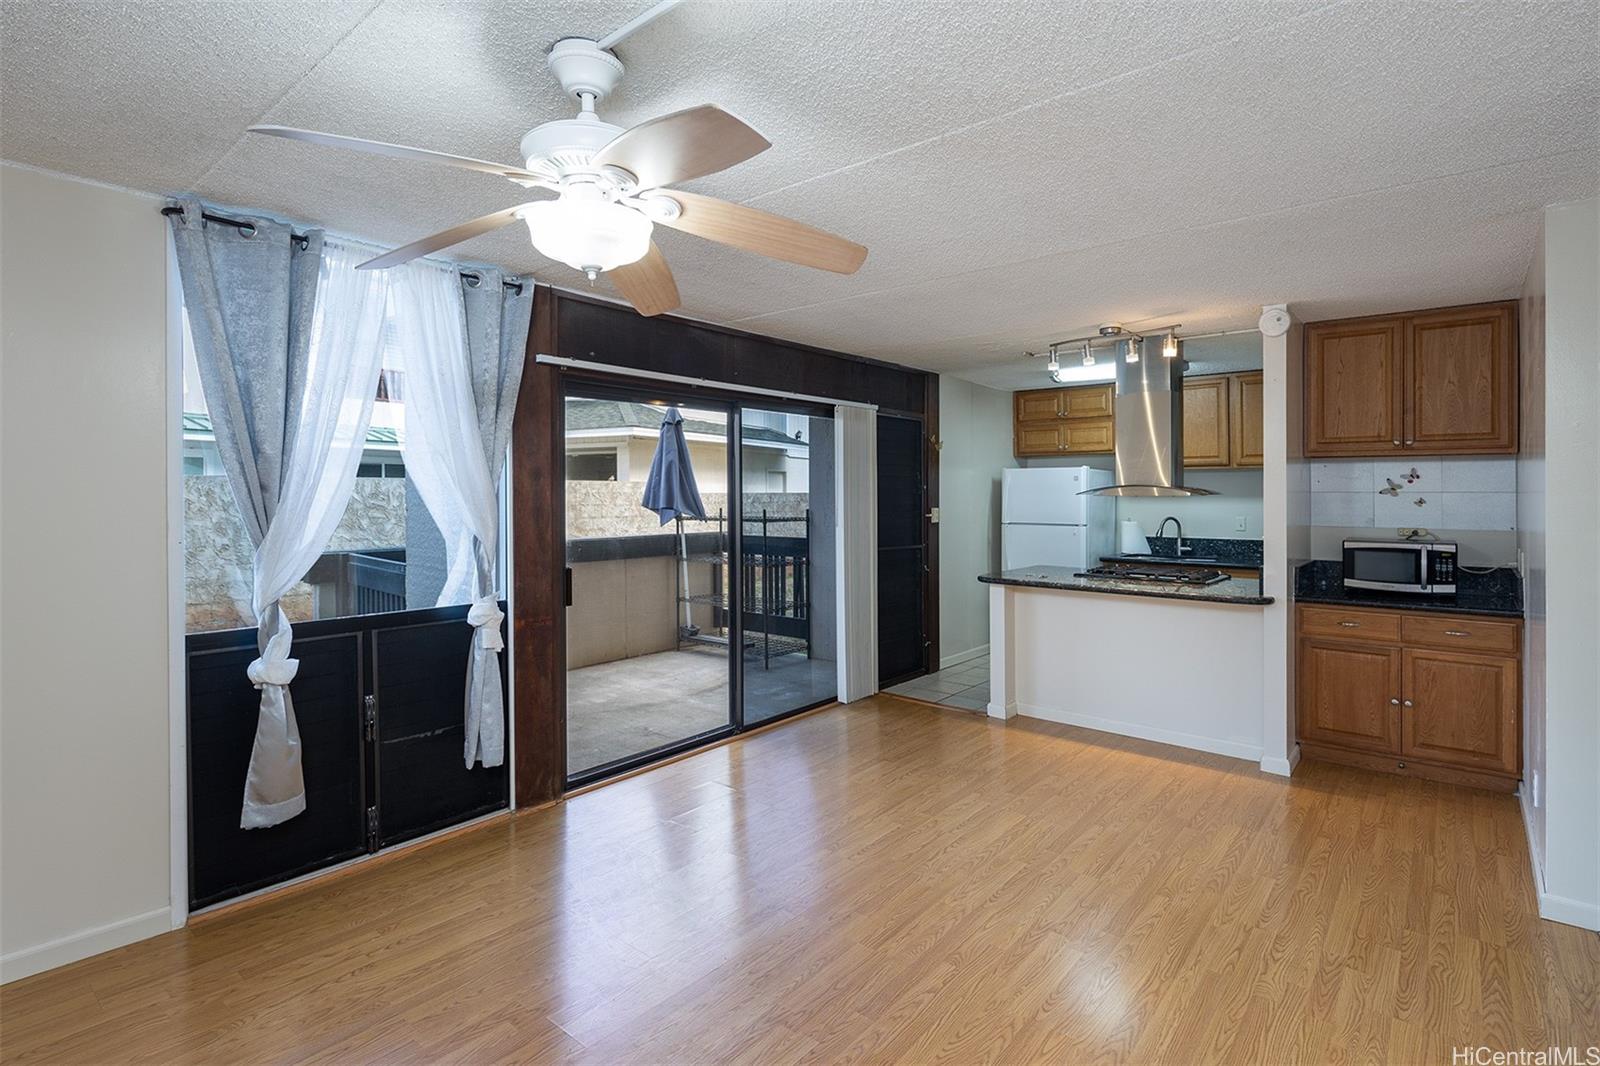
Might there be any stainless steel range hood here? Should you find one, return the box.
[1083,346,1215,497]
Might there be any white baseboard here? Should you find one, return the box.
[1518,786,1599,931]
[1259,743,1301,778]
[1,907,172,985]
[940,644,989,671]
[986,698,1016,720]
[1017,702,1263,764]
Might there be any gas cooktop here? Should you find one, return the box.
[1075,563,1230,586]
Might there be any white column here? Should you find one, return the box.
[1258,303,1297,776]
[986,583,1016,719]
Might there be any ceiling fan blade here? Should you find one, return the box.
[591,105,770,191]
[607,242,680,317]
[358,206,530,271]
[654,189,867,274]
[249,126,547,185]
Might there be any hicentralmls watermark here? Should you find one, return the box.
[1452,1048,1600,1066]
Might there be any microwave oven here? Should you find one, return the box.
[1342,539,1458,595]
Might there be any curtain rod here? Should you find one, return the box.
[158,206,524,294]
[535,354,878,411]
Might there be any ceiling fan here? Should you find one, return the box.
[249,24,867,318]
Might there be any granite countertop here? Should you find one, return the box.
[980,565,1273,606]
[1294,560,1523,618]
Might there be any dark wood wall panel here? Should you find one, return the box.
[553,291,928,416]
[511,294,566,809]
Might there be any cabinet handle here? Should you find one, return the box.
[1337,620,1360,628]
[1443,629,1470,637]
[1390,698,1400,705]
[1392,439,1401,446]
[1402,699,1414,708]
[1404,439,1415,446]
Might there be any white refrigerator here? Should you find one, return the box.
[1001,466,1115,570]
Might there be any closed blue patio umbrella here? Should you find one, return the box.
[641,407,708,633]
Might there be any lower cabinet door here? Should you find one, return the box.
[1400,649,1518,774]
[1297,638,1401,753]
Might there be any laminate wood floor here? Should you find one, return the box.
[3,696,1596,1064]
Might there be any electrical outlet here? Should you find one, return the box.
[1517,547,1526,580]
[1234,516,1248,533]
[1396,527,1431,539]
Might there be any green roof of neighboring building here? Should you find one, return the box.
[564,399,804,447]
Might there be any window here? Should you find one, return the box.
[181,307,454,633]
[566,451,618,481]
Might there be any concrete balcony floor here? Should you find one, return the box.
[567,644,837,776]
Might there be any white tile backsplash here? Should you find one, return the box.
[1311,461,1372,491]
[1441,491,1516,531]
[1371,458,1441,493]
[1442,456,1517,492]
[1374,488,1439,528]
[1308,455,1518,534]
[1312,491,1374,526]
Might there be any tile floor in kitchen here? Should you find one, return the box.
[885,654,990,711]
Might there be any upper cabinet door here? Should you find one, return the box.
[1062,384,1114,419]
[1015,389,1063,422]
[1405,304,1516,454]
[1182,376,1230,467]
[1230,372,1265,467]
[1305,318,1406,456]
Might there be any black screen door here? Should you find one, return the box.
[876,413,927,686]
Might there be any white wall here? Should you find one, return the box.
[1518,197,1599,931]
[937,375,1016,666]
[1,165,175,979]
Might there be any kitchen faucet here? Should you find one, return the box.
[1155,516,1191,557]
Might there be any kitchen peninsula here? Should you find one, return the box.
[981,565,1275,765]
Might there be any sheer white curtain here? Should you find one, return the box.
[834,404,879,702]
[243,239,391,826]
[387,260,506,767]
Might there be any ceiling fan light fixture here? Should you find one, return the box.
[520,193,652,277]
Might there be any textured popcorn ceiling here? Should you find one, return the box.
[3,0,1595,379]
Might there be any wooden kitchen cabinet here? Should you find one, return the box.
[1400,649,1519,775]
[1405,305,1517,453]
[1295,603,1521,791]
[1297,638,1402,754]
[1229,372,1265,466]
[1303,301,1516,457]
[1182,376,1230,467]
[1304,317,1406,454]
[1013,384,1115,457]
[1181,372,1263,469]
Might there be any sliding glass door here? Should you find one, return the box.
[562,382,837,784]
[740,405,836,725]
[563,387,737,782]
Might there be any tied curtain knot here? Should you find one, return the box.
[468,597,505,652]
[246,655,300,689]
